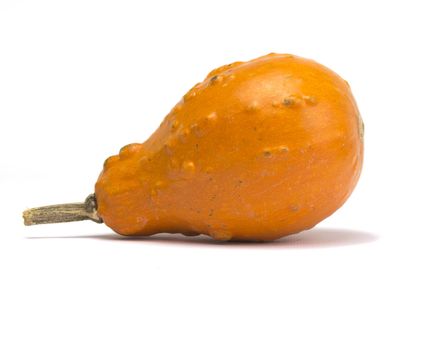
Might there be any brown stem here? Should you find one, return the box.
[23,194,103,226]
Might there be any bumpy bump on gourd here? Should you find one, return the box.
[95,53,364,241]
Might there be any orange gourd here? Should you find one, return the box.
[24,53,364,241]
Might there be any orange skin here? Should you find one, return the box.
[95,53,364,241]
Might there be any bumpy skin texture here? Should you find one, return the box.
[95,53,364,241]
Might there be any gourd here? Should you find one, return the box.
[23,53,364,241]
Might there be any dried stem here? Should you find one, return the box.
[23,194,103,226]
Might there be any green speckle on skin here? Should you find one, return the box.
[209,75,223,86]
[283,98,295,106]
[263,151,272,157]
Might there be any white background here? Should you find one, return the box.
[1,1,437,349]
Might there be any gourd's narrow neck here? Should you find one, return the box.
[23,194,103,225]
